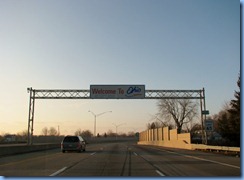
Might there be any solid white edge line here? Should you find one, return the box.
[156,170,165,176]
[49,167,67,176]
[184,154,240,169]
[149,147,240,169]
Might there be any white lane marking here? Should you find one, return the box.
[183,154,240,169]
[156,170,165,176]
[49,152,96,176]
[154,164,166,176]
[133,152,138,156]
[134,151,167,176]
[148,147,240,169]
[49,167,67,176]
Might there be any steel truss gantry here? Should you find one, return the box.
[27,88,207,145]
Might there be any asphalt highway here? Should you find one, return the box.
[0,141,240,177]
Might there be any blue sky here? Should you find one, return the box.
[0,0,240,135]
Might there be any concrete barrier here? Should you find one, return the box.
[0,143,60,156]
[138,127,192,149]
[138,140,192,150]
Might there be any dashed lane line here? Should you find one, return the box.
[49,167,67,176]
[49,152,97,176]
[133,151,167,176]
[154,164,166,176]
[156,170,166,176]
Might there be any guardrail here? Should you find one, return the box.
[192,144,240,154]
[138,141,240,156]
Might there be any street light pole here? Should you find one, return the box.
[88,110,112,137]
[112,123,126,140]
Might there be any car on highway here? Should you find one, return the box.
[61,135,86,153]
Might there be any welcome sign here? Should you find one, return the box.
[90,85,145,99]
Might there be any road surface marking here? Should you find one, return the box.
[149,146,240,169]
[133,152,138,156]
[183,154,240,169]
[156,170,165,176]
[49,167,67,176]
[50,152,97,176]
[154,164,166,176]
[135,151,167,176]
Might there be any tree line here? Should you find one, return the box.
[0,128,138,144]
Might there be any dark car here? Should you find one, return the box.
[61,135,86,153]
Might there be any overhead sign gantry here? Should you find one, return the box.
[27,85,208,145]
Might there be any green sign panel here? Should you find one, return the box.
[202,110,209,115]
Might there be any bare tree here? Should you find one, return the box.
[146,123,151,130]
[74,128,82,136]
[48,127,58,136]
[149,113,175,129]
[107,129,116,137]
[189,123,202,140]
[75,129,93,138]
[18,130,28,138]
[16,130,28,142]
[157,99,198,133]
[81,130,93,138]
[127,131,135,137]
[41,127,48,136]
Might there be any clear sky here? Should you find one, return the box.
[0,0,240,136]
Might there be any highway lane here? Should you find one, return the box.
[0,141,240,176]
[57,142,158,176]
[134,145,240,176]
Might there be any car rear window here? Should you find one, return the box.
[63,136,79,142]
